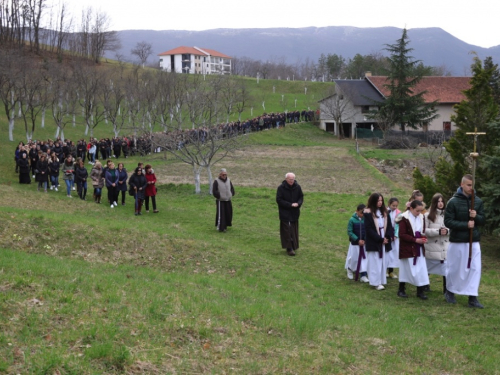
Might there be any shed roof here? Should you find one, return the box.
[332,79,385,106]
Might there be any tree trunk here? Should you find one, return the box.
[9,117,14,141]
[193,165,201,194]
[41,107,45,128]
[55,126,60,139]
[207,165,213,194]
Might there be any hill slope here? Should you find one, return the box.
[113,26,500,75]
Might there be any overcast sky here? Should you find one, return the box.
[59,0,500,48]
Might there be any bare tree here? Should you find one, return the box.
[0,51,23,141]
[320,86,356,139]
[17,61,50,140]
[131,41,153,68]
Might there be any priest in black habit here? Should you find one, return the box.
[276,172,304,256]
[213,168,235,232]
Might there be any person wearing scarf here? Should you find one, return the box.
[395,200,429,299]
[424,193,449,294]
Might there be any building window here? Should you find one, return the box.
[361,106,369,114]
[443,121,451,131]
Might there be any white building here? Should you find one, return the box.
[158,46,231,75]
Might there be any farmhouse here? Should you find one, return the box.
[319,74,471,138]
[158,46,231,75]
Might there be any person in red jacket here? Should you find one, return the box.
[144,164,159,213]
[395,200,429,300]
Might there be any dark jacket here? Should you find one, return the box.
[48,160,60,176]
[75,165,89,184]
[276,180,304,222]
[35,159,49,182]
[444,187,485,243]
[117,168,128,192]
[347,212,365,245]
[396,211,426,259]
[128,173,147,200]
[363,210,394,252]
[18,157,30,174]
[105,168,119,188]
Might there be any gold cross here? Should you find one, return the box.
[465,127,486,188]
[465,127,486,157]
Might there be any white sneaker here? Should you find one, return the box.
[375,285,385,291]
[72,187,76,191]
[110,204,114,208]
[33,175,35,178]
[347,269,354,280]
[50,186,54,190]
[360,276,369,283]
[55,187,58,191]
[113,201,118,207]
[389,272,398,279]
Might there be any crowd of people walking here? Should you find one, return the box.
[15,139,159,216]
[345,180,485,308]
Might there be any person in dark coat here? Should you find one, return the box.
[48,152,60,191]
[363,193,394,290]
[74,159,89,200]
[35,153,49,192]
[128,167,147,215]
[276,172,304,256]
[213,168,235,232]
[29,144,39,178]
[116,162,128,205]
[18,152,31,184]
[444,174,485,308]
[105,162,119,208]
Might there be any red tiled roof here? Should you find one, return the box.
[367,76,471,103]
[158,46,231,58]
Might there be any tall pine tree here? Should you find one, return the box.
[434,55,499,200]
[374,29,438,131]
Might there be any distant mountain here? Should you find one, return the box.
[108,27,500,76]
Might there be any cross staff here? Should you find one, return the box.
[465,127,486,268]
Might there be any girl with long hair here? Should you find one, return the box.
[363,193,394,291]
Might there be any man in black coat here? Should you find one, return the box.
[276,172,304,256]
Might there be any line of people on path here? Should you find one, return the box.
[16,141,159,216]
[344,176,485,308]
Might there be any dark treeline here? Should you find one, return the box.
[232,53,450,81]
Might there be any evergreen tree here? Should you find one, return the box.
[428,56,500,232]
[481,120,500,235]
[412,167,437,201]
[374,28,438,131]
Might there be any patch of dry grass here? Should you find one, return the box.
[155,145,400,196]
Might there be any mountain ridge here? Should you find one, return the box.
[109,26,500,76]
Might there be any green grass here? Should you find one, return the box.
[1,74,499,374]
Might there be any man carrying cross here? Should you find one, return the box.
[444,174,485,308]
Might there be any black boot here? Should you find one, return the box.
[397,282,408,298]
[422,284,431,292]
[468,296,484,309]
[445,290,457,304]
[82,188,87,200]
[442,276,447,295]
[417,286,428,300]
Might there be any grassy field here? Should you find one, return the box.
[1,104,500,374]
